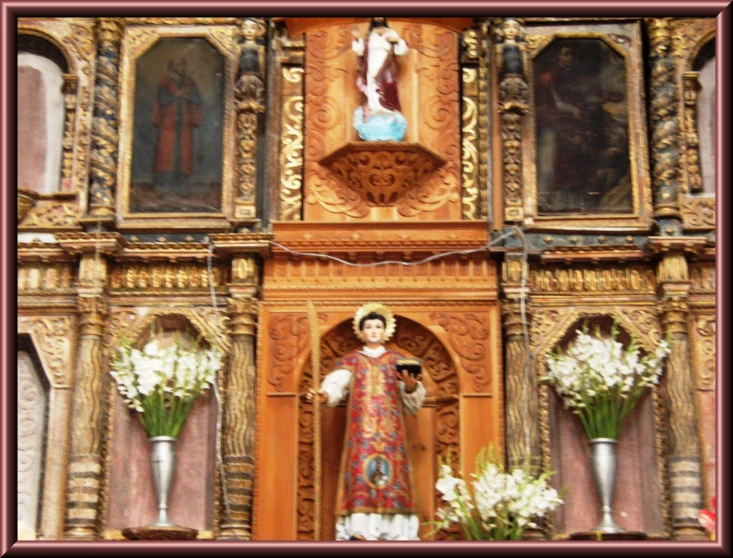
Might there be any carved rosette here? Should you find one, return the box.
[64,294,109,540]
[218,298,260,540]
[88,18,123,218]
[319,142,446,207]
[646,18,681,221]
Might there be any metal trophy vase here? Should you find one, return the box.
[589,438,624,533]
[148,436,178,527]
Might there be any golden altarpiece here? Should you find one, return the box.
[15,16,716,542]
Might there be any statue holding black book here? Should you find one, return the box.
[307,302,426,540]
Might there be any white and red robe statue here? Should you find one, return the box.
[320,345,426,540]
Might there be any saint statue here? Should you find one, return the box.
[307,302,426,540]
[351,18,409,141]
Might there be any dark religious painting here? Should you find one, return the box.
[534,38,633,215]
[129,38,225,213]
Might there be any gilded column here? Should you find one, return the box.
[88,18,123,219]
[233,18,267,223]
[64,252,109,539]
[647,18,682,226]
[494,18,528,224]
[61,76,79,191]
[218,255,259,539]
[657,251,707,540]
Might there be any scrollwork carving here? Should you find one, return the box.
[23,202,80,228]
[17,317,74,387]
[280,67,305,221]
[681,196,715,229]
[693,316,715,391]
[429,313,490,391]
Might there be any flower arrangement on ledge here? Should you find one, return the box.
[430,447,563,540]
[110,331,220,438]
[542,321,671,440]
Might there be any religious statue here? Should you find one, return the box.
[307,302,427,540]
[351,18,409,141]
[495,18,525,78]
[235,18,266,112]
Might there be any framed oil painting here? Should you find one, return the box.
[524,21,652,230]
[117,25,237,230]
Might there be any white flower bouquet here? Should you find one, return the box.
[542,321,671,440]
[431,447,563,540]
[110,332,220,438]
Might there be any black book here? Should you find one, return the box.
[396,358,422,378]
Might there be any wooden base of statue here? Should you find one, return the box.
[122,525,198,540]
[569,530,647,541]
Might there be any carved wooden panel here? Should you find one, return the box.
[303,21,461,221]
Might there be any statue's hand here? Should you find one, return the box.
[386,35,399,44]
[400,370,420,393]
[305,389,328,404]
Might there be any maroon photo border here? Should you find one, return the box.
[1,1,729,555]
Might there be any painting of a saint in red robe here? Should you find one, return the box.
[130,38,224,213]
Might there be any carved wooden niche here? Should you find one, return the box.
[105,314,218,534]
[542,315,665,537]
[296,317,460,541]
[303,20,462,221]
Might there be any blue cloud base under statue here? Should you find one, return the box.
[353,108,408,141]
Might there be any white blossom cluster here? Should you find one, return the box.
[109,336,219,437]
[542,323,671,439]
[433,456,562,540]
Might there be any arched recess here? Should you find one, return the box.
[295,316,461,541]
[17,336,51,540]
[533,308,668,537]
[690,34,716,195]
[103,311,228,535]
[17,34,71,195]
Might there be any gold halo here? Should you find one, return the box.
[353,302,396,342]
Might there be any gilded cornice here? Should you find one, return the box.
[648,236,709,256]
[55,232,123,256]
[539,243,646,264]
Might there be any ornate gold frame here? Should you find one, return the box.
[523,21,653,231]
[116,24,238,231]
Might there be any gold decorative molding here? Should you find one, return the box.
[17,189,39,223]
[680,196,715,229]
[461,68,480,220]
[18,263,75,293]
[109,262,229,291]
[279,67,305,221]
[681,73,703,194]
[671,18,716,61]
[21,201,81,229]
[319,142,446,207]
[692,315,715,391]
[529,266,656,294]
[17,316,75,387]
[690,264,715,293]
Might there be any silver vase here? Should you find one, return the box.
[148,436,178,527]
[589,438,624,533]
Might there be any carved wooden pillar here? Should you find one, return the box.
[494,18,528,224]
[681,72,703,194]
[233,18,267,224]
[657,250,707,540]
[88,18,123,220]
[501,257,539,468]
[64,252,109,539]
[218,255,259,539]
[647,18,682,229]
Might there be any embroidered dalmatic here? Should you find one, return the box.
[334,349,415,517]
